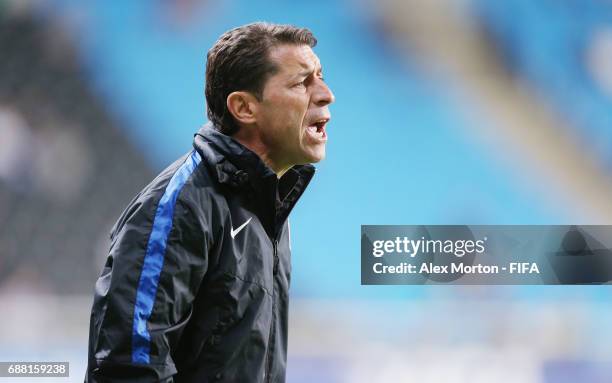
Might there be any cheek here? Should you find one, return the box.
[261,92,309,137]
[289,99,310,128]
[270,93,308,120]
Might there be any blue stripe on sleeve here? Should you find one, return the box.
[131,150,202,364]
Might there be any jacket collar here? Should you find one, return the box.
[193,123,315,192]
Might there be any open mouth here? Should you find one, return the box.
[306,118,329,141]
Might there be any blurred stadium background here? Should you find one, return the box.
[1,0,612,381]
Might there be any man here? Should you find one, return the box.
[86,22,334,382]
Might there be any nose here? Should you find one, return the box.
[312,79,335,107]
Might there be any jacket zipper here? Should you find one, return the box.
[264,238,279,382]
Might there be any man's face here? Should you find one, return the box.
[254,44,335,168]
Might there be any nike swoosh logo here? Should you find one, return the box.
[231,217,252,239]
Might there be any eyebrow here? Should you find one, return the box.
[293,65,323,79]
[295,69,313,78]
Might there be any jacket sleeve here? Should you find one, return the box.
[86,182,211,382]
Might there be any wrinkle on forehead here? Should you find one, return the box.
[269,44,321,76]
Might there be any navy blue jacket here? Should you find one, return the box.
[86,125,314,382]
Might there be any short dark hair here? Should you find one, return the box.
[205,22,317,135]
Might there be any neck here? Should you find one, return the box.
[232,127,290,178]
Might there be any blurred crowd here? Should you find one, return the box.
[0,9,153,293]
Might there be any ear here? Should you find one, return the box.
[226,91,258,125]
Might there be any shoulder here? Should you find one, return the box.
[110,151,221,240]
[139,150,218,206]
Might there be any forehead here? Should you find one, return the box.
[267,44,321,75]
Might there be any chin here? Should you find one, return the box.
[294,144,326,165]
[304,151,325,164]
